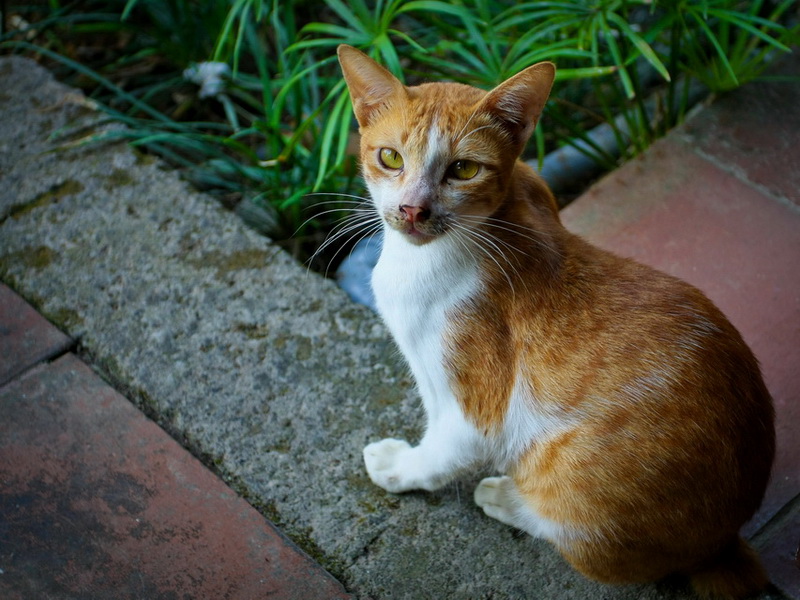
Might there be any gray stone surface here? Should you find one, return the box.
[0,56,786,600]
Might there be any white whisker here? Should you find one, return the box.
[316,218,383,278]
[305,192,372,203]
[307,208,382,277]
[451,222,518,295]
[455,218,526,262]
[316,214,379,255]
[455,105,485,144]
[293,206,374,238]
[460,214,561,258]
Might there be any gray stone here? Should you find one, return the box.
[0,56,784,600]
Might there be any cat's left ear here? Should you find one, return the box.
[338,45,407,128]
[479,62,556,148]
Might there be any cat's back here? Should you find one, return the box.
[514,230,773,444]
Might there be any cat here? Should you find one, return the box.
[337,44,775,599]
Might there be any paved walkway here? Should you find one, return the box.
[0,286,352,598]
[1,52,798,599]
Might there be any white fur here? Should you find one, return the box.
[487,376,574,473]
[366,227,485,492]
[424,122,447,176]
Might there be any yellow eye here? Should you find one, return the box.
[379,148,404,170]
[448,159,479,180]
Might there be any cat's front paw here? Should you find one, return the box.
[363,438,417,493]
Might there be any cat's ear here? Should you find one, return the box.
[479,62,555,148]
[338,45,406,128]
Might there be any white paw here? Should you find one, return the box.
[363,438,415,493]
[474,476,519,527]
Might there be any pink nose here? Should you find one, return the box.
[399,204,430,223]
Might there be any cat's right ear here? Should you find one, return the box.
[479,62,556,150]
[337,45,406,128]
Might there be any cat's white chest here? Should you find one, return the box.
[372,230,480,411]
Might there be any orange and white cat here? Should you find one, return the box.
[337,45,775,599]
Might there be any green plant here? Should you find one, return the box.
[1,0,797,271]
[1,0,369,267]
[496,0,798,163]
[671,0,798,92]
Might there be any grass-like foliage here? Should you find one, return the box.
[1,0,797,267]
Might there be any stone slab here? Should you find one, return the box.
[0,353,351,600]
[0,284,72,386]
[0,56,107,222]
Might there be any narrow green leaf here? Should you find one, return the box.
[315,86,350,190]
[388,29,428,54]
[606,12,671,82]
[323,0,370,35]
[212,0,247,62]
[398,0,478,20]
[300,22,361,38]
[600,17,635,98]
[707,8,792,52]
[375,35,403,80]
[689,10,739,87]
[554,66,618,80]
[120,0,140,21]
[279,186,313,211]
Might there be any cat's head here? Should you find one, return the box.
[338,45,554,246]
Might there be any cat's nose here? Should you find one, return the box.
[399,204,430,223]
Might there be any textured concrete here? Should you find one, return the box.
[0,351,351,600]
[756,495,800,600]
[0,52,797,600]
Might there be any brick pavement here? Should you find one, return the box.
[0,285,351,599]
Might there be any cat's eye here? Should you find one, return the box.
[379,148,404,170]
[448,159,479,180]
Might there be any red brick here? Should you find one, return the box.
[0,354,351,600]
[0,284,71,386]
[681,52,800,209]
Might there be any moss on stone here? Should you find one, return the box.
[8,179,85,220]
[49,307,85,331]
[104,168,134,189]
[0,246,56,271]
[133,148,157,166]
[186,248,270,280]
[295,337,312,361]
[234,322,271,340]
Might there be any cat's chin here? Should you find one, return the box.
[398,226,438,246]
[383,220,440,246]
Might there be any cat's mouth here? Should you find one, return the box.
[402,222,438,245]
[383,209,444,245]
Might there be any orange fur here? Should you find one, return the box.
[338,45,775,599]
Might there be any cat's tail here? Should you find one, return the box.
[689,537,769,599]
